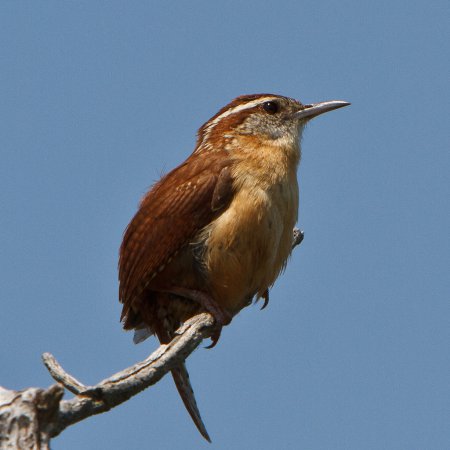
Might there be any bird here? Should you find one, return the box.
[118,93,349,441]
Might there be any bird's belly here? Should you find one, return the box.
[200,182,298,315]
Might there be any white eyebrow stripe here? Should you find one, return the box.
[213,97,277,121]
[206,96,277,130]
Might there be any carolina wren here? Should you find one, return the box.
[119,93,349,441]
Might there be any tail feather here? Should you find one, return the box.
[171,363,211,442]
[133,326,153,344]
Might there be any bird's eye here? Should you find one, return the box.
[262,101,279,114]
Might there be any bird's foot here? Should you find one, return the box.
[258,289,270,310]
[166,287,232,348]
[292,228,304,249]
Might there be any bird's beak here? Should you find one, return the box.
[294,100,350,121]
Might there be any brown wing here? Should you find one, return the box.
[119,150,233,322]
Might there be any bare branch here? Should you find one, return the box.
[42,354,87,395]
[1,313,215,447]
[0,384,64,449]
[44,312,215,438]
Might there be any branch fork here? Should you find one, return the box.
[0,313,215,447]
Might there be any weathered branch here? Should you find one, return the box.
[46,312,214,437]
[0,313,215,448]
[0,384,64,450]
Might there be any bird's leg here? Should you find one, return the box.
[164,287,232,348]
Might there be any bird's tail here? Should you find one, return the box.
[171,362,211,442]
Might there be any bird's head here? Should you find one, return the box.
[195,94,349,153]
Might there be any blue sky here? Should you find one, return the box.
[1,2,448,449]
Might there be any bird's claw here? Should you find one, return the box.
[292,228,304,249]
[204,306,231,349]
[205,325,222,349]
[260,289,269,310]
